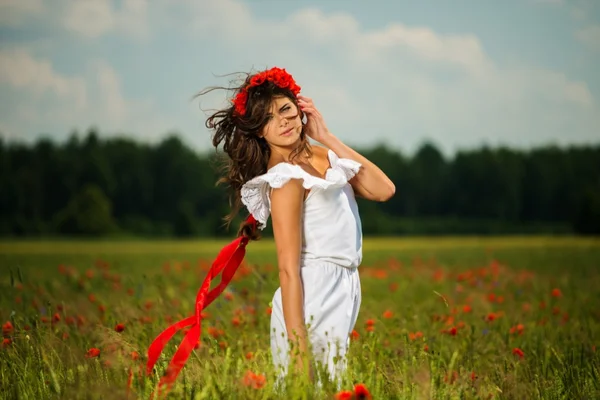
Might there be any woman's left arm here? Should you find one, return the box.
[323,135,396,202]
[298,95,396,202]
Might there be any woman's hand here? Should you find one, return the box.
[297,95,334,145]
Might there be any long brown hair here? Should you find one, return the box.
[195,70,312,238]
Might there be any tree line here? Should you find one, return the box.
[1,129,599,238]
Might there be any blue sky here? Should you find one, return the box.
[1,0,599,156]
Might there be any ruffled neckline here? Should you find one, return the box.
[240,149,362,229]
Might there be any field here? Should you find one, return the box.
[1,236,599,399]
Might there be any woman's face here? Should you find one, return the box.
[259,95,303,150]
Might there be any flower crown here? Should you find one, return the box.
[232,67,301,117]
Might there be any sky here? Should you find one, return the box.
[1,0,599,156]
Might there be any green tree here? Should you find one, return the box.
[53,184,118,236]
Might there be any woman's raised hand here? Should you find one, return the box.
[297,95,333,145]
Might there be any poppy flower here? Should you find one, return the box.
[86,348,100,358]
[354,383,372,399]
[512,348,524,359]
[2,321,13,337]
[335,390,353,400]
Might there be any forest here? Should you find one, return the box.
[1,129,599,238]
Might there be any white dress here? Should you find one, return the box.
[241,149,363,384]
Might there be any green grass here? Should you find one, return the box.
[1,236,599,399]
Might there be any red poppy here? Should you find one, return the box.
[2,321,13,337]
[354,383,372,399]
[242,370,266,389]
[512,348,524,359]
[86,348,100,358]
[115,323,125,333]
[335,390,353,400]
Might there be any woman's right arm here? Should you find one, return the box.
[269,178,310,374]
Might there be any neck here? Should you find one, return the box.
[268,141,309,164]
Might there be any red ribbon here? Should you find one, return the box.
[146,215,257,398]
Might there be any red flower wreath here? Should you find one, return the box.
[232,67,301,116]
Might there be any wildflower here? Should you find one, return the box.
[2,321,13,337]
[245,352,253,360]
[335,390,353,400]
[350,330,360,341]
[512,348,524,359]
[86,348,101,358]
[353,383,372,399]
[242,370,266,389]
[130,351,140,360]
[52,313,61,323]
[231,316,241,327]
[2,338,11,348]
[552,306,560,315]
[509,324,524,335]
[382,310,393,319]
[551,288,562,298]
[462,305,472,313]
[408,331,423,341]
[444,370,459,384]
[442,327,457,336]
[115,323,125,333]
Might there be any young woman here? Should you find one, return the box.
[204,66,395,384]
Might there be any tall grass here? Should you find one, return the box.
[1,237,599,399]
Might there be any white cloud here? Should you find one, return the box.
[170,0,597,153]
[0,0,44,26]
[0,49,87,107]
[575,25,600,51]
[61,0,148,39]
[1,0,598,154]
[0,49,170,143]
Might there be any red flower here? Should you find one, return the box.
[232,67,301,116]
[2,321,13,337]
[382,310,393,319]
[512,347,524,359]
[335,390,353,400]
[2,338,11,347]
[354,383,372,399]
[551,288,562,298]
[242,370,266,389]
[115,323,125,333]
[86,348,100,358]
[350,329,360,341]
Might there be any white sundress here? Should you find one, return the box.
[241,149,363,384]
